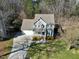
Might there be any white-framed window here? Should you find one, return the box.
[41,24,44,28]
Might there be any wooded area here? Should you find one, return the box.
[0,0,24,38]
[24,0,79,18]
[0,0,79,38]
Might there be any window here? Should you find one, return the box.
[42,32,45,35]
[41,24,44,28]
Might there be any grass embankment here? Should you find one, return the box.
[0,39,13,59]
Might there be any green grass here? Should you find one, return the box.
[53,50,79,59]
[31,51,79,59]
[27,40,79,59]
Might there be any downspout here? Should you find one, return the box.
[46,24,47,40]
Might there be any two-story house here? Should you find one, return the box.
[21,14,55,36]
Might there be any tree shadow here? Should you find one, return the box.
[0,31,30,58]
[0,48,23,58]
[0,44,29,58]
[14,31,25,38]
[0,31,25,41]
[0,37,31,58]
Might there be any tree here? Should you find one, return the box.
[24,0,40,18]
[24,0,33,18]
[39,0,76,17]
[0,0,24,38]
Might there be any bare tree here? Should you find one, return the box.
[39,0,77,17]
[0,0,25,38]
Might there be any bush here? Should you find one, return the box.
[46,36,54,40]
[33,36,54,41]
[33,36,44,41]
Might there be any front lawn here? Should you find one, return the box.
[26,23,79,59]
[0,39,13,59]
[27,40,79,59]
[54,50,79,59]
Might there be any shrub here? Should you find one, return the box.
[46,36,54,40]
[33,36,44,41]
[33,36,54,41]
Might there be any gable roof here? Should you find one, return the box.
[34,17,46,25]
[21,14,54,30]
[35,14,54,24]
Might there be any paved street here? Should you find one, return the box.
[8,32,33,59]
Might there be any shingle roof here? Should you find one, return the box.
[21,19,34,30]
[21,14,54,30]
[35,14,54,24]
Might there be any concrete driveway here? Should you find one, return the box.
[8,31,33,59]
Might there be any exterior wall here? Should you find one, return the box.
[33,18,46,35]
[33,18,46,29]
[46,24,54,36]
[33,18,54,36]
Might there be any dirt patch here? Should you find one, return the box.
[0,39,13,59]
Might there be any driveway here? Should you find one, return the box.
[8,31,33,59]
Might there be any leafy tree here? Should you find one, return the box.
[24,0,33,18]
[24,0,40,18]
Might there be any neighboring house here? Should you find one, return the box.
[21,14,55,36]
